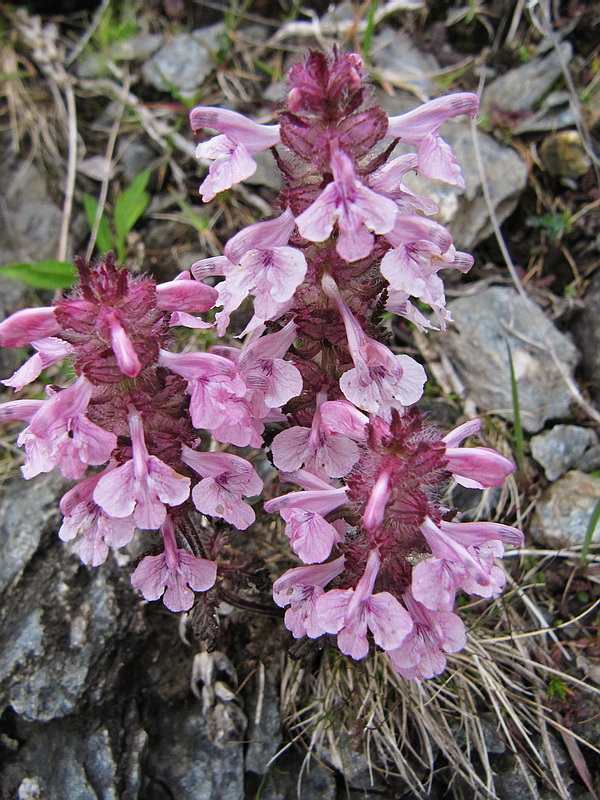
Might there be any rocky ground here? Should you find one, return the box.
[0,1,599,799]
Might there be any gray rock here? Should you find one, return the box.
[144,699,246,800]
[245,664,282,775]
[377,94,528,250]
[0,476,143,721]
[529,471,600,548]
[142,25,224,97]
[531,425,598,481]
[440,287,579,432]
[513,91,578,134]
[491,753,540,800]
[572,268,600,402]
[0,161,70,266]
[482,41,572,115]
[372,28,439,98]
[117,137,157,184]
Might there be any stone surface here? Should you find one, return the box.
[0,476,143,722]
[531,425,598,481]
[491,753,540,800]
[143,698,245,800]
[482,41,572,115]
[245,664,282,775]
[440,287,580,432]
[572,269,600,403]
[529,471,600,548]
[539,131,592,180]
[377,93,528,250]
[372,27,439,98]
[142,25,224,96]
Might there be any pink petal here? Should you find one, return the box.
[271,427,311,472]
[0,307,59,348]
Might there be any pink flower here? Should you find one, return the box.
[93,409,190,530]
[156,270,218,315]
[17,376,117,480]
[415,517,523,609]
[386,93,479,186]
[190,106,280,201]
[157,349,261,445]
[212,320,303,416]
[273,557,346,639]
[362,467,392,533]
[265,485,348,564]
[323,274,426,415]
[388,590,467,680]
[2,338,74,392]
[193,209,306,335]
[296,149,397,261]
[271,393,363,480]
[0,306,60,349]
[316,549,413,660]
[367,154,439,215]
[443,419,515,489]
[105,308,141,377]
[131,516,217,612]
[59,471,135,566]
[182,444,263,530]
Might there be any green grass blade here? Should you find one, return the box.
[83,193,114,254]
[506,342,525,474]
[580,498,600,565]
[114,169,151,262]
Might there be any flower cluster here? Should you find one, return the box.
[0,50,522,680]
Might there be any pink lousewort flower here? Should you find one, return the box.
[93,409,190,530]
[273,556,345,639]
[190,106,280,201]
[296,148,397,261]
[131,516,217,612]
[2,337,74,392]
[59,471,136,566]
[182,444,263,530]
[443,418,515,488]
[0,306,60,349]
[386,93,479,186]
[265,485,348,564]
[193,209,307,335]
[388,589,467,680]
[316,549,413,660]
[18,376,117,480]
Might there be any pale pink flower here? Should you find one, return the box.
[59,471,135,566]
[190,106,280,201]
[316,549,413,660]
[388,590,467,680]
[271,393,362,480]
[93,409,190,530]
[105,308,141,377]
[322,274,426,415]
[0,306,60,349]
[273,557,345,639]
[212,320,303,415]
[367,154,439,214]
[443,419,515,489]
[182,444,263,530]
[386,93,479,186]
[156,270,218,315]
[131,516,217,611]
[362,467,392,533]
[265,485,348,564]
[2,338,74,392]
[193,209,306,335]
[17,376,117,480]
[416,517,522,609]
[296,149,397,261]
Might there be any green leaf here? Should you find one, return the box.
[114,169,151,261]
[83,193,114,253]
[0,261,77,289]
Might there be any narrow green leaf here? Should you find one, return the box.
[83,193,114,253]
[506,342,525,474]
[114,170,151,260]
[0,261,77,289]
[580,498,600,566]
